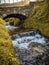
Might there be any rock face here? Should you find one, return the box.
[28,43,49,65]
[23,0,49,38]
[0,18,19,65]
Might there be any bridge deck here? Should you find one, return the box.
[0,1,30,8]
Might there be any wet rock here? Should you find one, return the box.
[15,43,49,65]
[29,43,47,56]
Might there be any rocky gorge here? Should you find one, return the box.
[4,0,49,65]
[0,0,49,65]
[6,21,49,65]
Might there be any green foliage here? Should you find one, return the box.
[23,0,49,37]
[36,0,39,1]
[5,18,20,26]
[0,18,19,65]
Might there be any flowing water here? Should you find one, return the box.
[6,22,19,31]
[11,31,49,65]
[11,31,48,49]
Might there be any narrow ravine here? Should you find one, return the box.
[6,22,49,65]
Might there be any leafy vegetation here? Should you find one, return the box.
[0,18,19,65]
[23,0,49,37]
[5,18,20,26]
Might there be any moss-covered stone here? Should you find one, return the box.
[23,0,49,37]
[0,18,19,65]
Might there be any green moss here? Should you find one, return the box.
[23,0,49,37]
[5,18,20,26]
[0,18,19,65]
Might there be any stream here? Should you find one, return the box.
[11,31,48,49]
[6,22,49,65]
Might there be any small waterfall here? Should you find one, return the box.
[11,31,48,49]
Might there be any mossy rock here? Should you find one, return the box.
[23,0,49,37]
[5,18,20,26]
[0,18,19,65]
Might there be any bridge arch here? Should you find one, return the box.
[3,13,27,20]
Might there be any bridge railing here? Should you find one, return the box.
[0,0,30,7]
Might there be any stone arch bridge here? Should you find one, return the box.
[0,1,42,20]
[0,1,36,20]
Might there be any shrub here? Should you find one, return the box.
[0,18,19,65]
[23,0,49,37]
[5,18,20,26]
